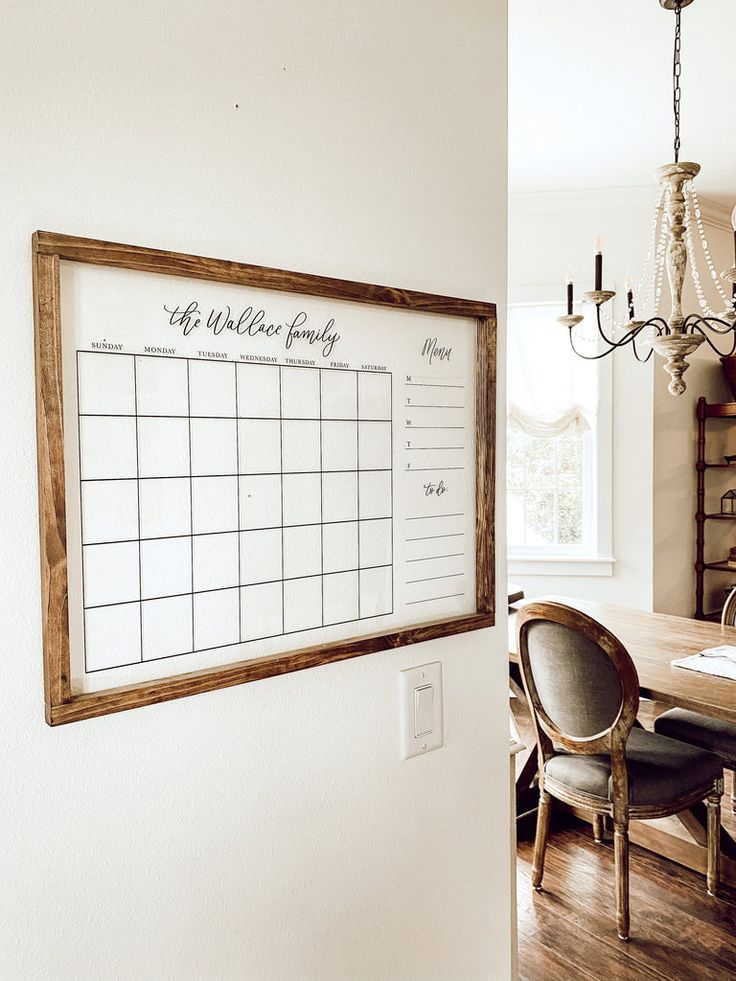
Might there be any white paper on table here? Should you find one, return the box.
[672,647,736,681]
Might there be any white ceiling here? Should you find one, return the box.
[509,0,736,208]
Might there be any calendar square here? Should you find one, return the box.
[194,587,239,650]
[78,352,136,416]
[281,366,319,418]
[358,372,391,420]
[321,370,357,419]
[358,470,392,519]
[240,528,282,585]
[79,416,137,480]
[81,479,139,544]
[136,356,189,416]
[192,476,238,534]
[322,472,358,522]
[283,524,322,579]
[322,420,357,471]
[239,474,282,530]
[140,537,192,600]
[84,602,141,671]
[190,418,238,476]
[236,364,280,418]
[189,360,236,417]
[358,421,392,470]
[238,418,281,474]
[138,417,190,478]
[322,522,358,574]
[139,477,191,538]
[83,541,140,607]
[193,531,239,592]
[142,595,192,660]
[283,576,322,632]
[323,571,358,625]
[359,565,392,618]
[241,581,282,640]
[282,419,320,472]
[283,473,321,526]
[359,518,392,568]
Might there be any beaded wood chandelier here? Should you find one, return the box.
[559,0,736,396]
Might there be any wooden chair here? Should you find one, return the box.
[655,587,736,810]
[517,601,724,941]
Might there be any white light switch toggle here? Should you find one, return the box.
[400,662,443,759]
[414,685,434,737]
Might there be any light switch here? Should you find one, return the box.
[400,662,443,759]
[414,685,434,737]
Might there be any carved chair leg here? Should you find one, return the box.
[614,822,630,941]
[532,790,552,891]
[592,813,605,843]
[707,783,723,898]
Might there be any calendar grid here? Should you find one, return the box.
[76,351,393,674]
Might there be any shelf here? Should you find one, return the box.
[696,398,736,617]
[704,403,736,418]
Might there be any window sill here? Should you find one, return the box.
[508,555,616,578]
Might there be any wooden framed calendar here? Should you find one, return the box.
[33,231,496,724]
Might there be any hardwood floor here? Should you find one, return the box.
[517,816,736,980]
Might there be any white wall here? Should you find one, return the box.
[653,217,736,617]
[0,4,511,979]
[509,188,655,610]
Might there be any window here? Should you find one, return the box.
[508,430,588,547]
[507,298,613,576]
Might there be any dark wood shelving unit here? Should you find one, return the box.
[695,397,736,619]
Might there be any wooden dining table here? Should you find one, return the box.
[509,596,736,887]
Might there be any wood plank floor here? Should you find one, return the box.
[517,817,736,980]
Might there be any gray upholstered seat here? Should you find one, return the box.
[654,709,736,764]
[545,727,723,805]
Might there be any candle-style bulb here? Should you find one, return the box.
[566,268,574,284]
[566,271,574,315]
[625,274,633,291]
[595,237,602,254]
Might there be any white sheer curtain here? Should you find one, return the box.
[507,303,598,436]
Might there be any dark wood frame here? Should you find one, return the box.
[33,230,497,726]
[517,601,723,942]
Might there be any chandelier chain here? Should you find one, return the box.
[673,0,682,162]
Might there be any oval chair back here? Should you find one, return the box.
[517,601,640,813]
[722,587,736,627]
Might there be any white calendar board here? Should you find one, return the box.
[34,232,494,722]
[59,262,481,695]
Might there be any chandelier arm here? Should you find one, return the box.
[630,318,667,362]
[687,319,736,357]
[568,317,655,361]
[595,306,654,350]
[566,330,619,362]
[595,304,620,347]
[632,336,656,364]
[631,317,668,362]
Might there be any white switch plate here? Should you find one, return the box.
[400,661,443,759]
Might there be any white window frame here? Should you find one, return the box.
[507,287,614,577]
